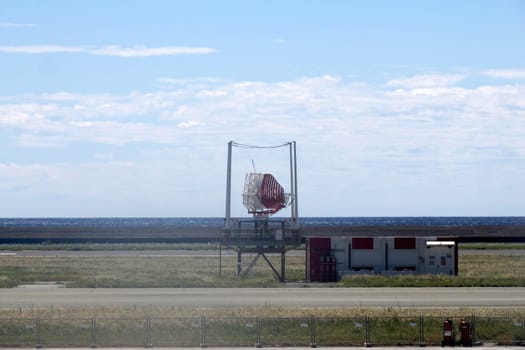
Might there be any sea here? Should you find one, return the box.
[1,217,524,228]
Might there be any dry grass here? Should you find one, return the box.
[1,252,524,288]
[1,304,524,319]
[2,306,523,347]
[1,245,523,346]
[0,254,305,288]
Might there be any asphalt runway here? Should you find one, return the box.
[1,287,524,308]
[0,249,306,257]
[2,248,522,257]
[1,348,522,350]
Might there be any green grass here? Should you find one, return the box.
[0,242,220,251]
[0,251,524,288]
[0,254,305,288]
[340,274,525,287]
[1,302,524,346]
[460,243,525,250]
[1,312,524,347]
[1,241,522,251]
[341,253,525,287]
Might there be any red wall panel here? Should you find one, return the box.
[307,237,331,282]
[352,237,374,249]
[394,237,416,249]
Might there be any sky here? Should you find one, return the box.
[1,0,524,217]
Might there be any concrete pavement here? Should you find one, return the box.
[2,287,525,308]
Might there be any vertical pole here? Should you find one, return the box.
[310,316,317,348]
[35,318,42,349]
[225,141,233,229]
[280,250,286,283]
[293,141,299,228]
[255,317,262,348]
[237,250,242,276]
[219,241,222,277]
[471,315,476,345]
[222,141,232,279]
[90,318,97,348]
[454,239,459,275]
[146,318,152,348]
[200,316,206,348]
[289,142,295,227]
[364,316,371,347]
[419,315,425,347]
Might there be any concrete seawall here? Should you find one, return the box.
[1,225,524,243]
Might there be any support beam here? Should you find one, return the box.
[281,250,286,283]
[241,253,262,278]
[261,253,283,282]
[222,141,300,283]
[293,141,298,228]
[225,141,233,230]
[236,250,286,282]
[237,250,242,276]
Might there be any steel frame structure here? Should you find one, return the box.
[220,141,301,282]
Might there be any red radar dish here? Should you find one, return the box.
[242,173,289,215]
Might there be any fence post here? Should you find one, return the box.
[471,315,476,345]
[200,316,206,348]
[145,318,152,348]
[90,317,97,348]
[364,316,371,347]
[35,318,42,349]
[255,317,262,348]
[419,315,425,347]
[310,316,317,348]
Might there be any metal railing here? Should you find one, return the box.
[1,315,523,348]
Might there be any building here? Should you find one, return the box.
[307,236,458,282]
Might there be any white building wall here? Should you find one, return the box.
[331,237,348,275]
[329,236,456,278]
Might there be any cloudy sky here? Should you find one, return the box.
[1,0,524,217]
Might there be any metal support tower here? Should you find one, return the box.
[221,141,301,282]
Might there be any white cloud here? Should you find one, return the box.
[0,45,84,54]
[0,45,217,57]
[156,77,227,85]
[1,73,524,216]
[386,74,465,88]
[2,74,523,157]
[90,45,217,57]
[483,69,525,80]
[177,120,203,128]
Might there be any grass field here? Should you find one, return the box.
[0,248,524,288]
[341,252,525,287]
[1,244,524,346]
[1,304,524,347]
[1,242,523,251]
[0,242,220,251]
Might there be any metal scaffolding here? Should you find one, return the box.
[221,141,301,282]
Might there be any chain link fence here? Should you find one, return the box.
[1,315,524,347]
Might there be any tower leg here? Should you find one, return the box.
[237,250,242,276]
[281,250,286,283]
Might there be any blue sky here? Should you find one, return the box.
[1,0,524,217]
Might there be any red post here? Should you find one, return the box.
[441,319,455,347]
[460,319,472,347]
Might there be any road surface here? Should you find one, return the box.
[1,348,522,350]
[1,287,524,308]
[2,248,522,257]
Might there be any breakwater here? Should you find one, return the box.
[1,222,524,244]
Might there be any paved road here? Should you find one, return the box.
[1,348,522,350]
[2,248,521,257]
[1,287,524,308]
[0,249,306,257]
